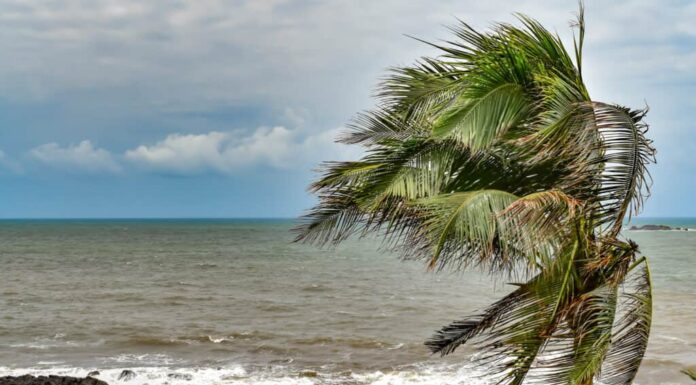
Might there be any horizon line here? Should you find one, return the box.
[0,216,692,220]
[0,217,299,220]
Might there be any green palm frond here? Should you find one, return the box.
[535,284,619,385]
[425,286,527,356]
[499,190,579,260]
[597,258,652,385]
[293,192,364,245]
[432,83,531,150]
[683,369,696,381]
[378,58,463,121]
[473,247,581,385]
[339,108,417,146]
[407,189,519,270]
[591,103,655,235]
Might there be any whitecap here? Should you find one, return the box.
[0,363,497,385]
[207,335,232,343]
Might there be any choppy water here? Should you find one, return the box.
[0,218,693,384]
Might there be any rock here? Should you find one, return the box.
[166,373,192,381]
[87,371,100,377]
[298,370,318,378]
[630,224,673,231]
[0,375,108,385]
[117,370,136,381]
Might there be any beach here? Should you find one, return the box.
[0,219,694,384]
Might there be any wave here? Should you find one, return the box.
[292,337,404,350]
[654,334,689,344]
[301,284,331,292]
[194,262,219,268]
[626,228,696,232]
[106,354,182,366]
[118,331,277,347]
[0,363,493,385]
[8,334,101,350]
[256,303,296,312]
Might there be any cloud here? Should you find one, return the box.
[0,0,578,111]
[0,0,692,216]
[125,126,360,175]
[30,140,121,174]
[20,124,360,176]
[0,1,692,118]
[1,1,691,145]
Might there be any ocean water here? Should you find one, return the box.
[0,218,693,385]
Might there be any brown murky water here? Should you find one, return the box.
[0,219,693,384]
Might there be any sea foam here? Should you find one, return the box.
[0,363,493,385]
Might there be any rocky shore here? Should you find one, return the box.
[0,370,194,385]
[0,375,108,385]
[629,224,689,231]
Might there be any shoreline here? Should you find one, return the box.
[0,375,107,385]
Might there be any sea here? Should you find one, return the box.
[0,218,693,385]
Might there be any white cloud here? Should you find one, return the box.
[125,126,360,175]
[18,123,361,176]
[30,140,121,174]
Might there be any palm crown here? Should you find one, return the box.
[296,6,655,385]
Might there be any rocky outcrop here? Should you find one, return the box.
[116,370,135,382]
[629,224,687,231]
[0,375,108,385]
[167,373,193,381]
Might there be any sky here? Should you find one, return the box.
[0,0,694,218]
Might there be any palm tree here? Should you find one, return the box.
[295,5,655,385]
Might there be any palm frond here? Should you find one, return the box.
[499,190,579,265]
[571,1,586,81]
[425,286,527,356]
[683,369,696,381]
[377,58,463,121]
[339,108,418,146]
[293,192,364,245]
[597,258,652,385]
[478,245,581,385]
[432,83,531,151]
[591,103,656,234]
[406,189,520,271]
[538,284,618,385]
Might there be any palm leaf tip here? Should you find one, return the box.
[683,369,696,381]
[425,319,480,356]
[425,288,525,356]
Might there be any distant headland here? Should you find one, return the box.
[629,224,689,231]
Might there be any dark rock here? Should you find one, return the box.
[167,373,192,381]
[87,372,100,377]
[0,375,108,385]
[630,224,673,231]
[298,370,318,378]
[117,370,136,381]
